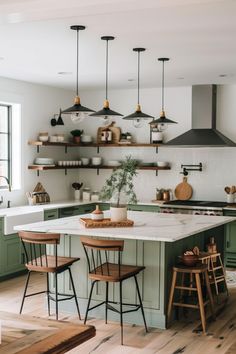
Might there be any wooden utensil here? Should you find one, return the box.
[225,186,231,194]
[174,177,193,201]
[231,186,236,194]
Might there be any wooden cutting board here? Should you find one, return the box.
[174,177,193,201]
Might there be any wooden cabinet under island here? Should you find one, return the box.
[15,211,235,329]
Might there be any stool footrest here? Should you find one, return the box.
[175,286,198,291]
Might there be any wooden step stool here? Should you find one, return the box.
[198,252,229,299]
[167,264,215,334]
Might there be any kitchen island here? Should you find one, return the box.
[15,211,235,329]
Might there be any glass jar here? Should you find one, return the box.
[91,191,100,202]
[82,187,91,201]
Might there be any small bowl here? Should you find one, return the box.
[157,161,169,167]
[81,157,90,166]
[181,254,199,266]
[39,135,49,142]
[81,135,92,143]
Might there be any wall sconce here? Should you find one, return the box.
[51,109,64,127]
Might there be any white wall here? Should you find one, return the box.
[0,76,84,207]
[77,84,236,202]
[1,79,236,206]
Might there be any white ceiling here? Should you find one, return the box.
[0,0,235,90]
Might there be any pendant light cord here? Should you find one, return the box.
[76,29,79,96]
[137,50,140,104]
[105,39,109,100]
[161,59,165,111]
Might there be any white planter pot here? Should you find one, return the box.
[74,190,81,201]
[110,206,127,222]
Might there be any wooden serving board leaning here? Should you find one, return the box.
[175,177,193,200]
[80,218,134,228]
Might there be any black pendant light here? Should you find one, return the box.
[62,25,94,122]
[150,57,177,129]
[90,36,122,124]
[123,48,153,128]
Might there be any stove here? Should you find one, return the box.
[160,200,228,216]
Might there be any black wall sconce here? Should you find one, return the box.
[51,109,64,126]
[180,163,202,176]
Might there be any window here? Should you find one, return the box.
[0,104,11,189]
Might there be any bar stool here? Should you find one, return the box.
[80,236,148,345]
[18,231,81,320]
[198,252,229,299]
[167,263,215,334]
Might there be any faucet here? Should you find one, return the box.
[0,176,11,192]
[0,176,12,207]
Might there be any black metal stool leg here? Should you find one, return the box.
[55,272,58,320]
[134,275,148,333]
[105,281,109,324]
[119,280,123,345]
[46,273,51,316]
[68,267,81,320]
[20,271,31,314]
[84,280,97,324]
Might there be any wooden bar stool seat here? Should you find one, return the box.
[89,263,145,282]
[167,263,215,334]
[18,231,81,321]
[81,236,148,345]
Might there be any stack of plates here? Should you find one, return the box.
[34,158,55,165]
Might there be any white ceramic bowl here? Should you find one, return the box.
[92,157,102,166]
[81,135,92,143]
[81,157,90,166]
[157,161,169,167]
[38,135,49,142]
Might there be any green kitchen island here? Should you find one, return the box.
[15,211,235,329]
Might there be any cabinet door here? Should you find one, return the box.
[128,205,160,213]
[44,209,58,220]
[137,240,163,310]
[225,221,236,252]
[2,235,25,275]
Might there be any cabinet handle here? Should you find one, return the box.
[47,214,55,218]
[227,241,230,248]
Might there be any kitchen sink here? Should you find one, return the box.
[4,210,43,235]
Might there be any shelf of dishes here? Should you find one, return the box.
[28,140,161,147]
[28,165,171,171]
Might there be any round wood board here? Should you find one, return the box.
[174,177,193,200]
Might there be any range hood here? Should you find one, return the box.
[166,85,236,147]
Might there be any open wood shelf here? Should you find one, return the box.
[28,165,171,171]
[28,140,162,148]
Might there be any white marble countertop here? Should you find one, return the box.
[14,211,235,242]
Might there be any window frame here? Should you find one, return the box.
[0,104,12,190]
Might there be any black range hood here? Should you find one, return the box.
[166,85,236,147]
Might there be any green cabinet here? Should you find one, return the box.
[128,204,160,213]
[223,210,236,267]
[44,209,59,220]
[0,218,25,279]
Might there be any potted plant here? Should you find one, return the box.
[100,156,138,221]
[70,129,84,144]
[72,182,83,200]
